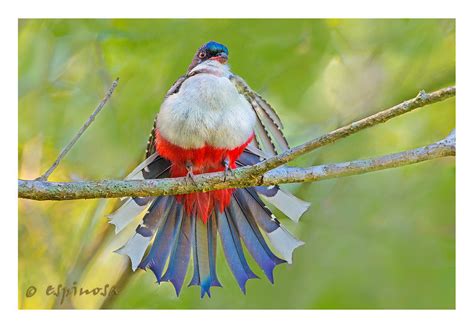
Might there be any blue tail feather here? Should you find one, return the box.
[189,212,221,298]
[218,209,258,294]
[230,196,285,283]
[160,206,191,296]
[235,188,280,233]
[139,199,180,282]
[207,212,221,288]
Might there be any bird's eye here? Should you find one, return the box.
[198,51,206,59]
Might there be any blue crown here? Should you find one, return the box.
[203,41,229,55]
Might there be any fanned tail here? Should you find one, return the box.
[112,146,308,297]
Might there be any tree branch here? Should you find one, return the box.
[244,86,455,178]
[262,129,455,185]
[36,78,120,181]
[18,129,455,201]
[19,86,455,201]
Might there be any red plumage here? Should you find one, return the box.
[155,131,254,223]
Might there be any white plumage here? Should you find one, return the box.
[156,61,256,149]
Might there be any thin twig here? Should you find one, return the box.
[18,130,455,201]
[37,78,120,181]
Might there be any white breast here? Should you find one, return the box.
[156,64,256,150]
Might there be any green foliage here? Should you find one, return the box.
[18,19,455,309]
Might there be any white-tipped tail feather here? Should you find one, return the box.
[108,198,149,234]
[261,188,311,222]
[125,153,158,180]
[267,225,304,264]
[115,233,152,271]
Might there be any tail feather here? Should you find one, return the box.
[108,197,150,234]
[234,188,280,233]
[207,213,221,288]
[236,148,310,222]
[115,197,170,270]
[125,153,159,180]
[230,195,285,283]
[266,224,304,264]
[236,188,304,263]
[138,198,181,282]
[115,232,152,271]
[256,186,310,222]
[109,153,172,233]
[126,153,172,180]
[218,208,259,294]
[142,158,172,180]
[189,211,221,297]
[161,208,193,296]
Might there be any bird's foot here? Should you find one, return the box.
[222,158,235,182]
[185,160,197,186]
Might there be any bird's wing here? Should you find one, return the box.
[230,75,309,221]
[145,119,157,158]
[165,74,188,98]
[230,74,289,156]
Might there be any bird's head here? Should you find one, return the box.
[188,41,229,71]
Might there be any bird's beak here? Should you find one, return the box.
[210,52,228,64]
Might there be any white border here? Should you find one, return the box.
[4,0,472,327]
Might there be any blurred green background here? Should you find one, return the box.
[18,19,455,309]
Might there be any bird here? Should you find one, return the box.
[109,41,310,298]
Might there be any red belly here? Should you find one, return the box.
[155,131,254,223]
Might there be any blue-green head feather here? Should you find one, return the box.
[188,41,229,71]
[203,41,229,56]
